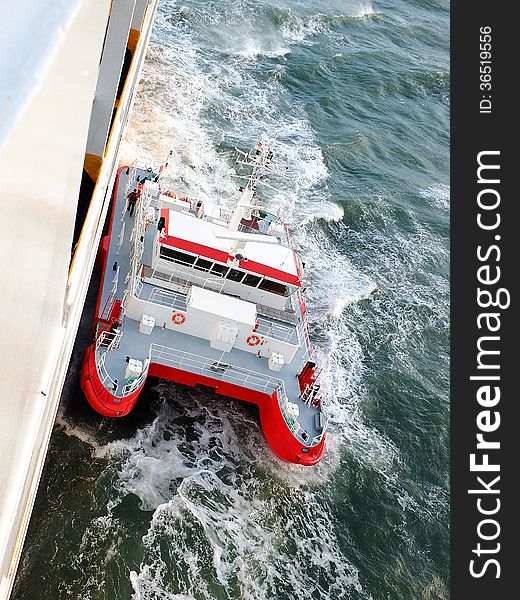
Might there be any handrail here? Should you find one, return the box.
[148,343,281,395]
[139,269,299,346]
[275,382,327,447]
[145,259,226,294]
[116,221,125,254]
[94,332,327,443]
[146,287,187,311]
[144,344,326,446]
[255,315,297,344]
[94,331,120,392]
[110,265,120,296]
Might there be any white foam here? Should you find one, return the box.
[125,417,369,598]
[279,1,375,46]
[418,183,450,212]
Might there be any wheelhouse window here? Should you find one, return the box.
[210,262,229,277]
[194,257,213,272]
[243,274,261,288]
[258,278,288,296]
[159,245,196,266]
[227,268,245,282]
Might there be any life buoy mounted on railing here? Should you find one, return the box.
[172,312,186,325]
[246,334,261,347]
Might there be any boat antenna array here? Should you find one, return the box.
[233,139,287,194]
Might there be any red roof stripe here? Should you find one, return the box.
[163,235,229,263]
[159,210,301,286]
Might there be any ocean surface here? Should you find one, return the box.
[13,1,449,598]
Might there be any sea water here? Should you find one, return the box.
[13,1,449,598]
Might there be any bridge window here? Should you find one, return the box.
[194,257,212,272]
[227,268,244,282]
[210,262,229,277]
[259,278,288,296]
[159,246,196,266]
[243,274,261,287]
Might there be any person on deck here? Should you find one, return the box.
[127,188,138,217]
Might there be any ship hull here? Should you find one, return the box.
[81,345,326,465]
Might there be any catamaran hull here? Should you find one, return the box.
[80,347,325,465]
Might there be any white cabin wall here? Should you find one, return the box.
[150,258,293,311]
[85,0,136,159]
[0,1,158,596]
[125,295,298,364]
[131,0,149,30]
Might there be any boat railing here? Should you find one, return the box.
[147,343,282,395]
[94,330,327,435]
[109,265,120,297]
[143,263,227,295]
[134,271,143,297]
[255,316,297,344]
[115,220,125,254]
[145,249,299,317]
[237,222,268,236]
[125,189,154,295]
[275,384,326,448]
[310,430,326,447]
[296,289,312,353]
[275,384,310,446]
[146,251,301,326]
[120,289,129,318]
[95,321,145,397]
[94,284,130,381]
[125,158,162,201]
[94,331,120,392]
[145,287,187,312]
[139,268,300,345]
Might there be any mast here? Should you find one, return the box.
[228,140,276,231]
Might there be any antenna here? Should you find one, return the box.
[213,230,280,245]
[227,139,288,230]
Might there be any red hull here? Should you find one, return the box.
[80,345,325,465]
[80,344,144,416]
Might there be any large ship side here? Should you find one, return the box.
[0,2,158,597]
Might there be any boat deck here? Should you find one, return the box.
[96,168,321,441]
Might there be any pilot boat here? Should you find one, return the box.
[80,142,327,465]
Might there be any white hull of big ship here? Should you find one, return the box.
[0,2,158,597]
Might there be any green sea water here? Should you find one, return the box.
[13,1,449,598]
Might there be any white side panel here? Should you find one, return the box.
[131,0,149,30]
[0,2,112,598]
[0,0,158,597]
[85,0,136,158]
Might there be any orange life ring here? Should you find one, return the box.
[247,334,261,347]
[172,312,186,325]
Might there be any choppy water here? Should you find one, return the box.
[13,1,449,599]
